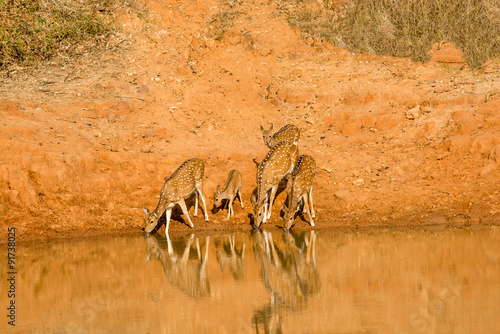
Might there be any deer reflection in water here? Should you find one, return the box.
[216,235,246,281]
[145,234,210,299]
[252,230,321,333]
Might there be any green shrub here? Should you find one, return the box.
[0,0,134,68]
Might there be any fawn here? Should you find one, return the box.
[260,124,300,149]
[252,141,299,229]
[213,169,244,218]
[282,155,316,231]
[143,158,209,236]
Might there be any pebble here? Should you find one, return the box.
[334,190,351,200]
[353,178,365,186]
[142,129,156,138]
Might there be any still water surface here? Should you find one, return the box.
[2,226,499,333]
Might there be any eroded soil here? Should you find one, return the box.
[1,0,499,242]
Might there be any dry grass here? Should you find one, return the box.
[279,0,500,69]
[207,0,243,41]
[0,0,139,69]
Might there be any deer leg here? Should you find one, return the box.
[193,191,199,217]
[266,185,278,220]
[238,188,244,209]
[309,186,315,219]
[196,187,209,222]
[165,208,172,237]
[178,198,194,228]
[227,196,234,218]
[302,194,315,226]
[262,200,268,224]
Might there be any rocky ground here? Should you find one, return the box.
[1,0,499,242]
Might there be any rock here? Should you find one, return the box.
[489,145,500,162]
[268,97,284,106]
[321,167,332,173]
[142,129,156,138]
[375,114,404,131]
[353,178,365,186]
[137,85,150,94]
[141,145,153,153]
[107,111,116,123]
[405,105,422,120]
[428,41,467,64]
[480,59,500,74]
[334,190,351,200]
[480,163,498,177]
[0,102,23,116]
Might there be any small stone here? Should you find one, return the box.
[405,105,422,120]
[137,85,149,94]
[142,129,156,138]
[107,111,116,123]
[322,167,332,173]
[353,178,365,186]
[334,190,351,200]
[141,145,153,153]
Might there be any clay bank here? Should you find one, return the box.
[0,0,499,242]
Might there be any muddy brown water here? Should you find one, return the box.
[2,226,499,333]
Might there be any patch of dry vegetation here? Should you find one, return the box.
[207,0,244,41]
[279,0,500,69]
[0,0,139,69]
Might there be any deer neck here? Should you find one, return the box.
[153,182,176,216]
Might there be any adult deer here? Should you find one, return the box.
[260,124,300,149]
[252,141,298,229]
[143,158,209,236]
[282,155,316,231]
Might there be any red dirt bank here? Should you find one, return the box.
[1,0,499,242]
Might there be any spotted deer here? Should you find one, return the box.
[213,169,244,219]
[143,158,209,236]
[282,155,316,231]
[252,141,299,229]
[260,124,300,149]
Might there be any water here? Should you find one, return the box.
[2,226,499,333]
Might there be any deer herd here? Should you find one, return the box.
[143,124,316,236]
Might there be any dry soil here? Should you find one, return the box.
[1,0,499,242]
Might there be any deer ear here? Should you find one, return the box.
[143,207,150,215]
[216,185,221,194]
[260,124,264,131]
